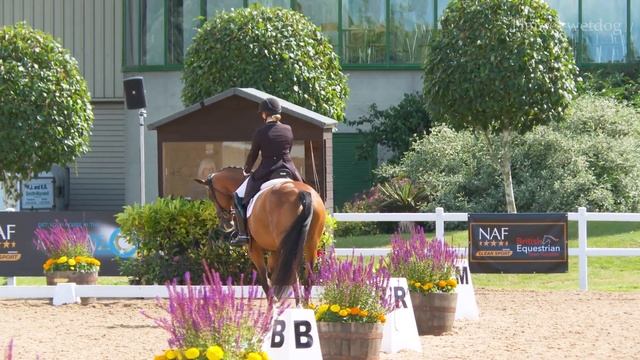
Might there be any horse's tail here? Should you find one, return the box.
[272,190,313,298]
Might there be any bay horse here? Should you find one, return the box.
[195,167,326,302]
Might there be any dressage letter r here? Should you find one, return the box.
[394,286,408,308]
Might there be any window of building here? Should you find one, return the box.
[582,0,627,63]
[544,0,579,60]
[124,0,640,71]
[390,0,435,64]
[162,141,305,200]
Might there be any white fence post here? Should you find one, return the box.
[7,277,17,286]
[578,207,588,291]
[435,207,445,242]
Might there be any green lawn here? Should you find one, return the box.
[3,222,639,291]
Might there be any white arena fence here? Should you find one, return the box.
[333,206,640,291]
[1,207,639,301]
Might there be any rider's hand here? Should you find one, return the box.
[243,169,251,177]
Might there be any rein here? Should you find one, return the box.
[208,180,232,221]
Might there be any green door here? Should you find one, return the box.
[332,133,377,208]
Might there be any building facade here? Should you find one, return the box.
[1,0,638,209]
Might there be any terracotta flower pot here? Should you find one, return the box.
[410,292,457,335]
[317,322,383,360]
[46,270,99,305]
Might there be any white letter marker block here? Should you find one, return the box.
[263,308,322,360]
[52,283,79,306]
[382,277,422,353]
[455,258,480,320]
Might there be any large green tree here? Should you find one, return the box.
[182,5,348,121]
[0,23,93,201]
[423,0,577,212]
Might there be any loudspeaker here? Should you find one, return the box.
[123,76,147,110]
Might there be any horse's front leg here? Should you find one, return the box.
[248,245,271,300]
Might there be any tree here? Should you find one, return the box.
[346,92,431,162]
[182,5,348,121]
[423,0,577,212]
[0,23,93,200]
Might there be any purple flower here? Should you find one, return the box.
[33,221,94,258]
[4,339,13,360]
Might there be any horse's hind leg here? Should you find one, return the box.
[248,246,270,299]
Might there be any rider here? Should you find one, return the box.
[230,97,303,246]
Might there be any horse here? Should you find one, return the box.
[195,167,326,303]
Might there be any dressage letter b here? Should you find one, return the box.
[294,320,313,349]
[271,319,286,348]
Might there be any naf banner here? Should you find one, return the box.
[468,213,568,273]
[0,211,136,276]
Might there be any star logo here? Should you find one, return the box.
[2,240,10,248]
[11,241,16,248]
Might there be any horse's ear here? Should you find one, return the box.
[194,178,207,185]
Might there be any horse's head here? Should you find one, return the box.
[194,167,245,232]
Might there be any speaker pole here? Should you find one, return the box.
[138,108,147,205]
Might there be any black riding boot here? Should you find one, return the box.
[229,194,250,246]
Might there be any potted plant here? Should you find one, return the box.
[33,221,100,305]
[389,227,458,335]
[148,268,278,360]
[308,249,395,360]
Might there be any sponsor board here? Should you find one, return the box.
[468,213,568,273]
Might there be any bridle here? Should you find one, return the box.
[206,174,232,223]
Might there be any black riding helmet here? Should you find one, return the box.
[258,97,282,116]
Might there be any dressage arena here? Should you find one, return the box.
[2,289,639,359]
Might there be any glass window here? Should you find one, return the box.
[293,0,339,51]
[207,0,245,18]
[544,0,579,60]
[168,0,201,64]
[124,0,140,66]
[248,0,291,8]
[163,141,305,199]
[141,0,165,65]
[342,0,386,64]
[631,2,640,61]
[581,0,627,63]
[436,0,449,27]
[390,0,435,64]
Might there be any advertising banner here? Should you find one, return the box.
[0,211,136,276]
[468,213,568,273]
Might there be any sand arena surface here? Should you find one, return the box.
[1,289,639,359]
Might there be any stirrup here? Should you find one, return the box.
[229,232,249,246]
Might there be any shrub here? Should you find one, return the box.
[346,92,431,162]
[382,94,640,213]
[0,22,93,199]
[182,5,348,120]
[115,197,253,284]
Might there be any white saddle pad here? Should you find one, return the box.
[246,178,293,218]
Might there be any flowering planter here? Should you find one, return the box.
[410,292,457,335]
[46,271,98,305]
[317,322,383,360]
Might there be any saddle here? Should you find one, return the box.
[246,176,295,218]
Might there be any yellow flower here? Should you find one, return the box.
[154,355,167,360]
[260,351,270,360]
[359,310,369,317]
[330,304,340,313]
[67,258,76,266]
[338,309,348,317]
[307,303,316,309]
[318,304,329,313]
[205,345,224,360]
[413,282,421,288]
[246,352,262,360]
[378,314,386,323]
[438,280,447,288]
[56,256,68,264]
[165,350,177,360]
[426,282,434,289]
[350,307,360,315]
[184,348,200,359]
[447,278,458,287]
